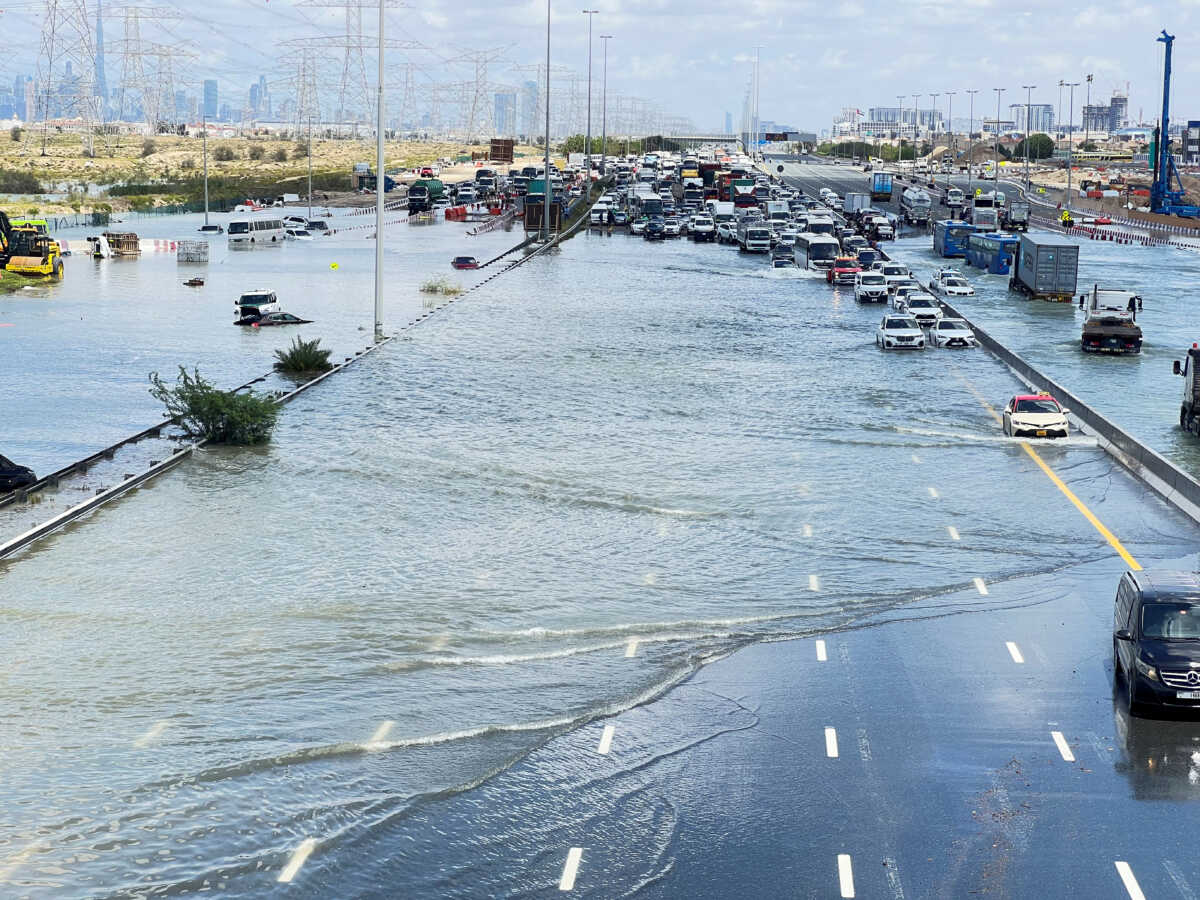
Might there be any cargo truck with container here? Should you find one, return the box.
[1010,233,1079,302]
[870,172,894,202]
[844,193,871,216]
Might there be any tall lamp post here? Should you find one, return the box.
[373,0,384,339]
[1057,79,1064,150]
[582,9,597,179]
[912,93,921,161]
[944,90,955,190]
[1065,81,1080,212]
[542,0,551,242]
[992,87,1005,183]
[1084,73,1093,150]
[966,89,978,198]
[599,34,611,174]
[896,94,906,165]
[1022,84,1036,191]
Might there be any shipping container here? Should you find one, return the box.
[1010,233,1079,301]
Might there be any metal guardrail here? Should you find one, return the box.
[941,299,1200,524]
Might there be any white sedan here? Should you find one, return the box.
[1002,392,1070,438]
[902,294,943,327]
[936,275,975,296]
[876,314,926,350]
[930,317,978,348]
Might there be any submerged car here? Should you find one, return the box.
[1002,392,1069,438]
[930,317,977,348]
[451,256,480,270]
[876,315,925,350]
[0,453,36,491]
[252,311,313,327]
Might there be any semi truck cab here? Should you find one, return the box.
[1173,345,1200,433]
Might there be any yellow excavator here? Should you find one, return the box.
[0,212,64,280]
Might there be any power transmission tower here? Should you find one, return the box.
[109,4,188,131]
[293,0,415,134]
[37,0,102,154]
[277,44,323,138]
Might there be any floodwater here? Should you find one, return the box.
[1,204,1196,896]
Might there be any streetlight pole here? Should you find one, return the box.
[582,9,597,181]
[1057,79,1064,150]
[966,89,978,199]
[1022,84,1035,192]
[912,93,921,161]
[896,94,905,166]
[1066,81,1079,214]
[373,0,384,340]
[993,87,1005,183]
[1084,73,1093,150]
[543,0,551,242]
[945,90,955,190]
[307,113,313,221]
[930,91,940,182]
[600,34,610,175]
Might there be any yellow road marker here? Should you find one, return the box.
[956,372,1141,571]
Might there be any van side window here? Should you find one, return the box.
[1115,578,1135,631]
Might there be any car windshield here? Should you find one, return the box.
[228,222,249,235]
[883,266,905,275]
[1141,602,1200,640]
[938,320,965,331]
[860,274,884,284]
[1014,398,1060,414]
[885,319,915,329]
[945,278,967,287]
[908,298,935,308]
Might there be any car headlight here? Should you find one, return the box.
[1135,656,1158,681]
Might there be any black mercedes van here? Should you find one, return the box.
[1114,570,1200,716]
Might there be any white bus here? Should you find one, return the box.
[795,233,841,270]
[227,218,285,244]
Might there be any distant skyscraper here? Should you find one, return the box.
[13,75,26,119]
[494,91,517,136]
[249,82,261,116]
[94,0,109,110]
[520,80,538,139]
[202,79,218,120]
[1009,103,1053,134]
[257,75,270,118]
[725,111,732,134]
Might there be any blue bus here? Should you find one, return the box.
[933,220,978,258]
[966,232,1020,274]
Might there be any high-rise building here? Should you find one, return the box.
[257,75,270,118]
[94,0,108,110]
[494,91,516,136]
[24,78,36,123]
[724,111,732,134]
[202,79,218,120]
[520,80,538,139]
[1009,103,1053,134]
[249,83,261,117]
[1109,93,1128,131]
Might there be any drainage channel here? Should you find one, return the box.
[0,199,601,562]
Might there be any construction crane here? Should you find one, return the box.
[1151,30,1200,218]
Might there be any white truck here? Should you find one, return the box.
[944,187,965,212]
[844,193,871,216]
[764,200,790,223]
[737,220,773,253]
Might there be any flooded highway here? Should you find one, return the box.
[4,181,1200,897]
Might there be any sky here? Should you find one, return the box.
[3,0,1200,134]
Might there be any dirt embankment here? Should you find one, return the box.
[0,131,546,215]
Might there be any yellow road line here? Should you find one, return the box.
[955,372,1142,570]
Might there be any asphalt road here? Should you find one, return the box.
[273,168,1200,897]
